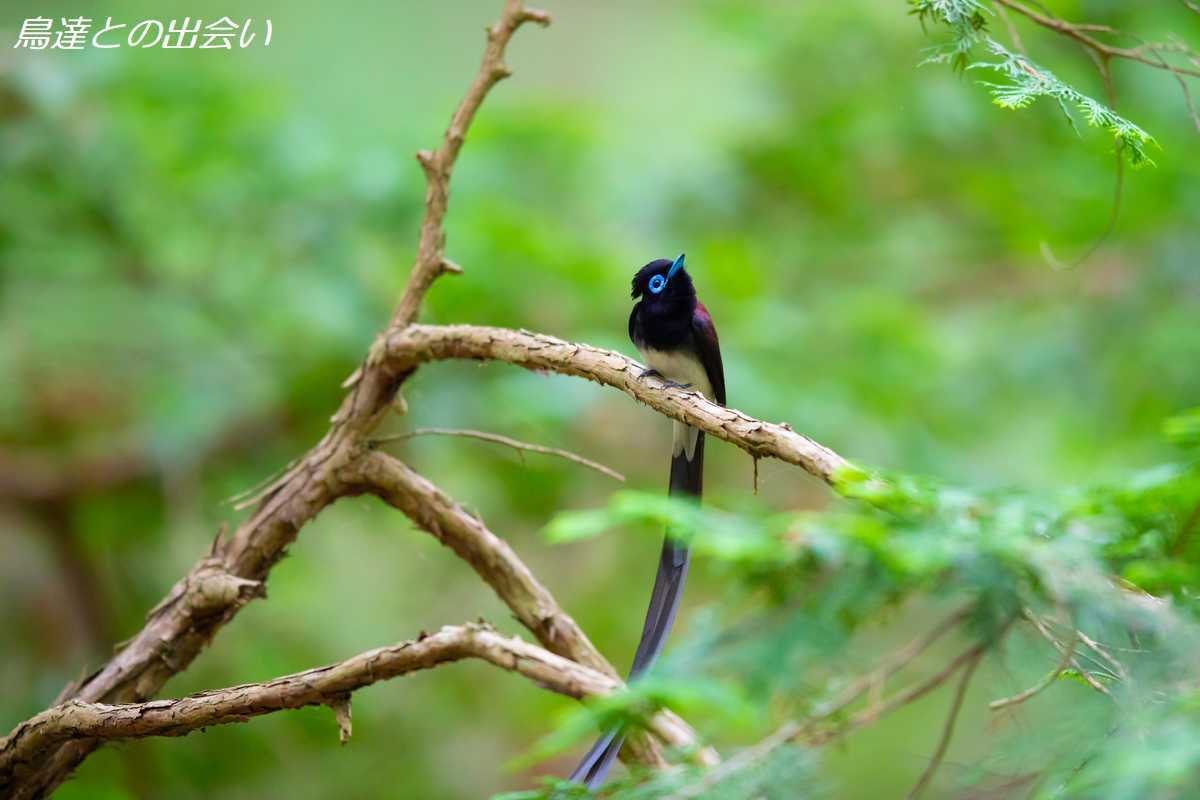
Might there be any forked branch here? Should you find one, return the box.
[384,324,855,486]
[0,624,622,777]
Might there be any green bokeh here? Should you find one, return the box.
[2,1,1198,797]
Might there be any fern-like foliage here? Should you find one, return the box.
[910,0,1156,165]
[910,0,990,71]
[971,40,1156,165]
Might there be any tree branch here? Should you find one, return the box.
[372,427,625,482]
[384,324,855,487]
[391,0,550,328]
[1023,611,1113,697]
[355,451,612,674]
[906,649,983,799]
[809,639,992,746]
[5,2,871,793]
[0,624,622,780]
[351,450,712,767]
[991,0,1200,78]
[2,4,552,797]
[989,633,1076,711]
[668,633,997,800]
[811,605,973,721]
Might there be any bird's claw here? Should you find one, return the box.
[639,368,690,390]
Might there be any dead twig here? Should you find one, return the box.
[907,649,984,799]
[670,632,1001,799]
[372,427,625,482]
[992,0,1200,78]
[989,633,1077,711]
[0,624,626,775]
[353,450,711,768]
[1023,611,1113,697]
[1,4,556,797]
[813,605,973,721]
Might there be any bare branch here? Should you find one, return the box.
[994,2,1026,56]
[812,605,973,721]
[0,624,622,778]
[3,4,553,797]
[384,324,856,487]
[992,0,1200,78]
[819,640,990,743]
[666,721,803,800]
[1023,611,1113,697]
[355,451,611,673]
[373,427,625,482]
[352,450,712,767]
[989,634,1076,711]
[906,649,983,799]
[391,0,551,328]
[1075,630,1127,682]
[670,634,998,799]
[1143,42,1200,132]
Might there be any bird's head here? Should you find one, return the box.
[631,253,695,306]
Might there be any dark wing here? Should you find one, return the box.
[692,302,726,405]
[628,302,641,348]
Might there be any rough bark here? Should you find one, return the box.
[1,624,622,775]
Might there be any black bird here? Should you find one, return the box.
[569,253,726,788]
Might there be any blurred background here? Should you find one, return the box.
[1,0,1197,797]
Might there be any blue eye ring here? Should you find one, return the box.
[648,274,667,294]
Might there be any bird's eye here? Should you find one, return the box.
[648,274,667,294]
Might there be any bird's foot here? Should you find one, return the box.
[640,368,691,390]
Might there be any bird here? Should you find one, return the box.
[569,253,726,788]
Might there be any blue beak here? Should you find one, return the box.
[667,252,686,282]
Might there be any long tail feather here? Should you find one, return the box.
[569,433,705,787]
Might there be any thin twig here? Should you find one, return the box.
[679,635,1001,794]
[991,0,1200,78]
[373,427,625,481]
[671,636,993,800]
[834,641,988,737]
[812,605,974,721]
[391,1,551,328]
[907,649,984,799]
[1075,630,1128,681]
[1038,48,1124,272]
[1148,43,1200,133]
[666,721,802,800]
[989,633,1077,710]
[1023,611,1113,697]
[994,1,1026,55]
[1108,29,1200,133]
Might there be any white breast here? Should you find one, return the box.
[639,348,715,401]
[639,347,713,461]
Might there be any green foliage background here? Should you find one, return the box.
[1,0,1198,798]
